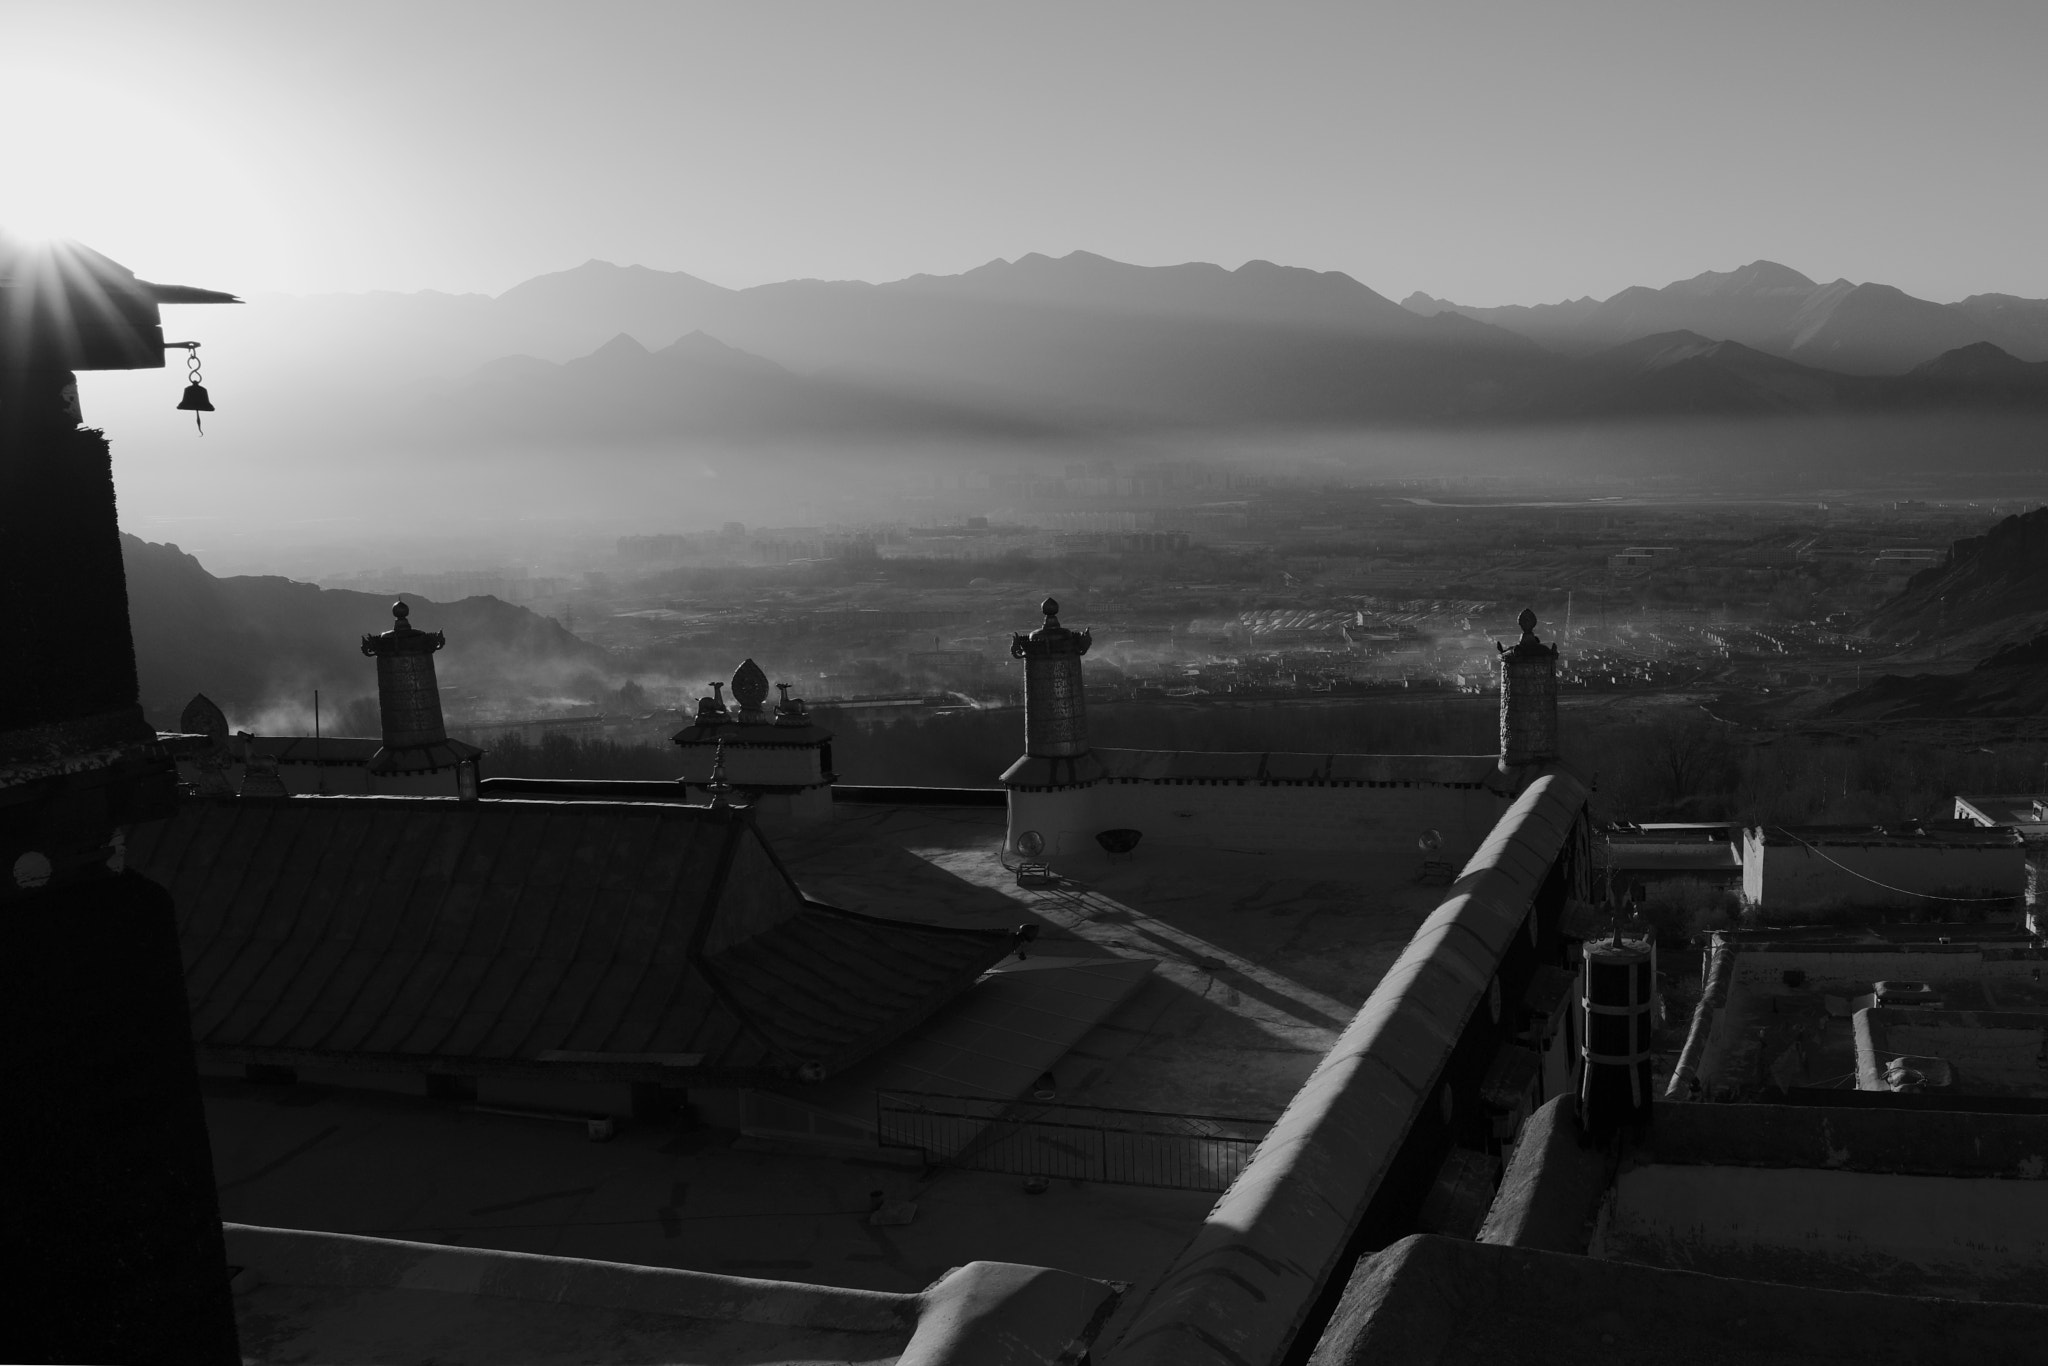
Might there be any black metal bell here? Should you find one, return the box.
[176,382,214,412]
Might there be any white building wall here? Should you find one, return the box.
[176,758,461,798]
[1749,841,2024,910]
[1007,779,1509,862]
[676,744,823,787]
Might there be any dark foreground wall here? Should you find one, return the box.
[1650,1099,2048,1180]
[0,873,239,1364]
[1309,1234,2048,1366]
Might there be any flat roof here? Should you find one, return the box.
[1752,823,2021,849]
[774,801,1453,1119]
[226,1223,1120,1365]
[1315,1234,2048,1365]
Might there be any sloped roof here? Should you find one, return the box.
[127,796,1010,1081]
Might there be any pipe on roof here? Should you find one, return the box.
[1666,936,1735,1099]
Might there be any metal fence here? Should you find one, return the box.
[876,1090,1271,1192]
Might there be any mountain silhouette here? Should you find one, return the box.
[1517,330,1869,416]
[1952,293,2048,360]
[435,328,1060,440]
[1827,631,2048,721]
[1862,508,2048,653]
[188,251,2048,444]
[1902,341,2048,399]
[1408,260,2048,374]
[121,535,609,728]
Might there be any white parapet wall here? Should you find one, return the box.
[1007,749,1512,863]
[1743,827,2025,911]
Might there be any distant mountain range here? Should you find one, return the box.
[122,536,608,728]
[1402,260,2048,375]
[433,329,1058,442]
[216,251,2048,439]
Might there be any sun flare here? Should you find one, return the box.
[0,67,285,290]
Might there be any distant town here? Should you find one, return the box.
[298,468,2033,752]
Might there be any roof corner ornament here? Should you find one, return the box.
[773,681,808,725]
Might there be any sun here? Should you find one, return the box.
[0,67,288,291]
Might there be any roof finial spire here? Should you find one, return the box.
[707,739,732,809]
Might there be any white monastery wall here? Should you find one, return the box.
[1010,778,1509,860]
[1748,843,2024,909]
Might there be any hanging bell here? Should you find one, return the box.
[176,382,214,413]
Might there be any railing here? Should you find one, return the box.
[876,1090,1270,1193]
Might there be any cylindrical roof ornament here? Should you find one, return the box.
[1011,597,1092,758]
[1580,936,1657,1139]
[1497,607,1559,774]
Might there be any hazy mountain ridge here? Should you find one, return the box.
[437,328,1059,440]
[1405,260,2048,373]
[121,535,609,729]
[438,322,2048,440]
[200,251,2048,444]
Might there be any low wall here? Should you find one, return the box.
[1308,1234,2048,1366]
[832,785,1007,807]
[1011,777,1509,864]
[1474,1096,1608,1254]
[1595,1164,2048,1301]
[1105,769,1589,1366]
[1649,1100,2048,1179]
[1749,842,2023,911]
[1730,946,1976,989]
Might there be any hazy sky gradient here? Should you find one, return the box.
[6,0,2045,305]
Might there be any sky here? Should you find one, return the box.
[4,0,2045,307]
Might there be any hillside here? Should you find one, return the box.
[1864,507,2048,651]
[1827,633,2048,722]
[1518,331,1871,416]
[121,535,611,730]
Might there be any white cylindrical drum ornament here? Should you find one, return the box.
[1579,936,1655,1137]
